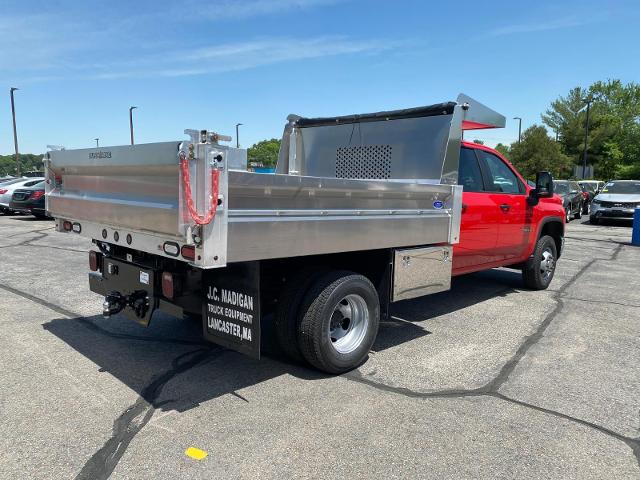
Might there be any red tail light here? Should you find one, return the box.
[181,245,196,261]
[30,190,45,200]
[162,272,174,299]
[62,221,72,231]
[89,251,103,272]
[582,192,589,200]
[0,189,7,194]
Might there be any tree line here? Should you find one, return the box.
[494,79,640,180]
[0,154,44,176]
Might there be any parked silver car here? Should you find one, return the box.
[590,180,640,224]
[0,177,44,214]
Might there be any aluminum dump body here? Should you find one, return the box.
[45,94,505,269]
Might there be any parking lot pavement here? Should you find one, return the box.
[0,214,638,479]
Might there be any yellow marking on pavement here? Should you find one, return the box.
[185,447,208,460]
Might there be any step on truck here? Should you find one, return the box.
[45,94,565,373]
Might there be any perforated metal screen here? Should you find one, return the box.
[335,145,392,179]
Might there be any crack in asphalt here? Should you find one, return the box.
[75,347,222,480]
[344,243,640,467]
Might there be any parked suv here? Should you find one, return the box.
[553,180,583,222]
[590,180,640,224]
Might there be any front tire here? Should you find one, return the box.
[590,216,599,225]
[575,203,582,219]
[522,235,558,290]
[565,208,571,223]
[298,271,380,374]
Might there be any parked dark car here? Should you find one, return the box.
[578,182,596,214]
[9,181,49,219]
[554,180,583,222]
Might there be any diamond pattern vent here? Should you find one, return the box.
[335,145,392,179]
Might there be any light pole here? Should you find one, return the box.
[513,117,522,144]
[581,99,592,179]
[129,106,137,145]
[235,123,243,148]
[95,138,99,147]
[10,87,20,176]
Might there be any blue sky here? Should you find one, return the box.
[1,0,639,154]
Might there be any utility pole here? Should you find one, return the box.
[513,117,522,144]
[582,99,592,179]
[129,106,137,145]
[95,138,99,148]
[235,123,243,148]
[10,87,20,176]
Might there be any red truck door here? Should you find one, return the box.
[453,147,501,271]
[474,149,530,261]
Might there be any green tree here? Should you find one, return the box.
[509,125,572,179]
[247,139,281,168]
[542,80,640,178]
[494,143,510,159]
[472,139,484,145]
[0,153,44,176]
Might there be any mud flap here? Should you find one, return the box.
[202,262,261,359]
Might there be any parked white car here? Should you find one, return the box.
[590,180,640,224]
[0,177,44,213]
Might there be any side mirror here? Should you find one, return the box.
[535,171,554,198]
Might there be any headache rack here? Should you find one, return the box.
[45,94,505,269]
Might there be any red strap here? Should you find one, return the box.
[179,155,220,225]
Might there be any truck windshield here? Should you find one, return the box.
[601,182,640,194]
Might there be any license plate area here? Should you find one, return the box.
[90,258,156,325]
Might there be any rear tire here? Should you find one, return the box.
[590,216,599,225]
[273,267,327,362]
[297,271,380,374]
[522,235,557,290]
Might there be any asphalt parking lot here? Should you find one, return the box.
[0,214,638,479]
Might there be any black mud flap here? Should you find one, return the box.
[202,262,261,359]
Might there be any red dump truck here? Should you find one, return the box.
[45,94,564,373]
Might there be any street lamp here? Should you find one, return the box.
[129,106,138,145]
[581,98,592,179]
[235,123,243,148]
[95,138,99,147]
[513,117,522,144]
[10,87,20,176]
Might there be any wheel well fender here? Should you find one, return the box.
[537,218,564,258]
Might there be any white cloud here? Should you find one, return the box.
[488,16,592,36]
[86,36,395,79]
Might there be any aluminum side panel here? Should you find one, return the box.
[226,214,451,263]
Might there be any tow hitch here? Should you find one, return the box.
[102,290,150,319]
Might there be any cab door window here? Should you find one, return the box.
[475,150,523,194]
[457,147,484,192]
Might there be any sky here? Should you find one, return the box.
[1,0,639,154]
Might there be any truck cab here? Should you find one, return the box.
[455,141,564,277]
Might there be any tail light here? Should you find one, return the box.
[89,251,103,272]
[0,189,7,194]
[162,272,174,299]
[181,245,196,261]
[30,190,45,200]
[582,192,589,200]
[62,221,72,231]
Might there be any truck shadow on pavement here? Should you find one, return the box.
[42,268,521,414]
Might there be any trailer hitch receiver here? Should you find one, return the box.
[102,290,150,319]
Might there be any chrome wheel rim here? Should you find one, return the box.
[540,248,555,282]
[328,294,369,354]
[566,209,570,222]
